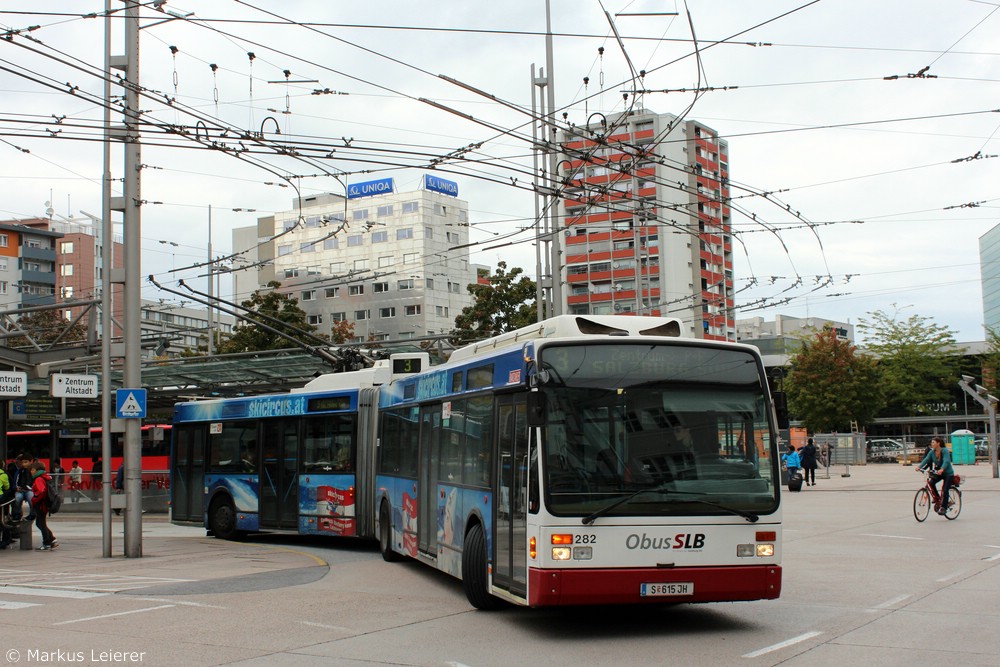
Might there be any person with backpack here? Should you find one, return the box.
[28,462,58,551]
[12,455,34,522]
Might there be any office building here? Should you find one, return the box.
[233,176,481,342]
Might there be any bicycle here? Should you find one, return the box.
[913,469,962,522]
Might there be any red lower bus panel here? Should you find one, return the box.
[527,565,782,607]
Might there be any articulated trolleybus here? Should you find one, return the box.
[374,315,783,609]
[170,357,428,539]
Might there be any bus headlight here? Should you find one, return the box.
[737,544,754,557]
[551,547,571,560]
[573,546,593,560]
[756,543,774,557]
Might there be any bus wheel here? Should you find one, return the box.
[208,497,240,541]
[462,523,501,610]
[379,503,403,562]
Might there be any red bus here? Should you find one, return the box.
[5,424,171,492]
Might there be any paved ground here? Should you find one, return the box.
[0,461,993,666]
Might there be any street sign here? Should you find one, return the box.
[51,373,99,398]
[115,388,147,419]
[0,371,27,397]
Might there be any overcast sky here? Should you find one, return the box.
[1,1,998,342]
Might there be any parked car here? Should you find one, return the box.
[975,437,997,458]
[867,438,919,463]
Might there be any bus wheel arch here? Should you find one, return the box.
[462,520,501,610]
[208,492,241,541]
[378,498,404,562]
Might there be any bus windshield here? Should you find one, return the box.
[537,342,778,519]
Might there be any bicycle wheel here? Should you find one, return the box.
[944,487,962,520]
[913,488,931,522]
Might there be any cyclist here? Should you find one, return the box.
[917,436,955,515]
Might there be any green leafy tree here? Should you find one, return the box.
[784,327,885,432]
[216,282,326,353]
[6,308,89,349]
[858,306,961,416]
[451,261,538,343]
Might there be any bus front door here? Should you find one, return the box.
[171,425,205,522]
[493,394,528,599]
[259,419,298,530]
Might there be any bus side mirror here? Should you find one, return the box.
[772,391,789,430]
[527,392,547,427]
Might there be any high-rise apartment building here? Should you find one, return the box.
[0,220,62,310]
[234,176,482,342]
[556,109,733,340]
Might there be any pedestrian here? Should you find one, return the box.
[113,463,124,516]
[781,444,800,481]
[69,461,83,502]
[91,456,103,486]
[917,436,955,516]
[799,438,818,486]
[28,461,57,550]
[0,464,11,550]
[12,454,33,522]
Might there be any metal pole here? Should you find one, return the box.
[123,0,142,557]
[207,205,213,356]
[544,0,562,316]
[530,64,544,322]
[100,0,113,558]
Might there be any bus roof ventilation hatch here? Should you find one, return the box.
[575,317,629,336]
[639,321,681,337]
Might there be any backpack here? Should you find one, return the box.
[44,476,63,514]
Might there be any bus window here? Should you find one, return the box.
[464,395,493,486]
[209,420,256,473]
[303,415,355,472]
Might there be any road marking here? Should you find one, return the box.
[0,586,106,599]
[134,597,228,609]
[53,604,175,626]
[300,621,353,632]
[936,570,965,582]
[984,553,1000,562]
[859,534,924,541]
[868,594,911,611]
[742,631,823,658]
[986,545,1000,549]
[0,601,41,610]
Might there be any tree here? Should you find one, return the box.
[5,308,89,349]
[784,327,885,432]
[981,326,1000,395]
[451,261,537,343]
[858,306,961,416]
[330,319,355,344]
[216,282,326,354]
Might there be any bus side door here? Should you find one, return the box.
[259,419,299,530]
[493,393,528,598]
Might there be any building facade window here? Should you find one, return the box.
[377,205,393,217]
[325,287,340,298]
[372,230,388,243]
[61,242,74,254]
[398,279,414,290]
[60,265,74,276]
[379,307,396,318]
[349,285,364,296]
[402,201,419,213]
[353,259,369,271]
[323,237,339,250]
[404,304,421,316]
[348,235,363,247]
[277,244,292,256]
[403,253,419,264]
[301,290,316,301]
[373,282,389,293]
[307,314,323,325]
[330,262,345,273]
[378,256,394,268]
[353,209,369,221]
[355,309,369,320]
[396,228,414,240]
[300,242,315,253]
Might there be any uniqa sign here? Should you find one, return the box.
[424,174,459,197]
[347,177,395,199]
